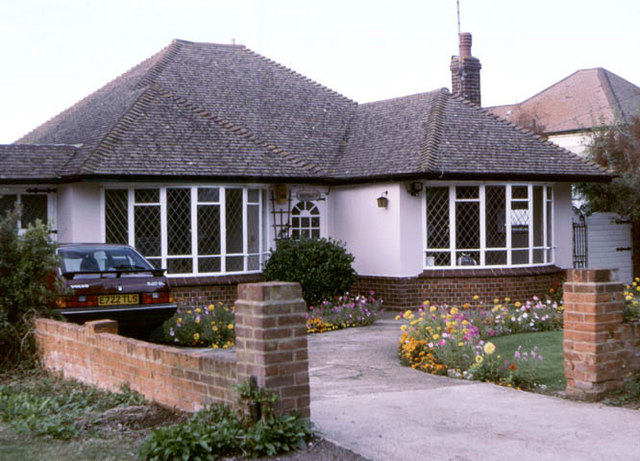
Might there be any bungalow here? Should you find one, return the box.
[0,34,610,308]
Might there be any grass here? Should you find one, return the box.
[491,330,566,391]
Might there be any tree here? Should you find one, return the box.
[575,116,640,222]
[0,206,62,369]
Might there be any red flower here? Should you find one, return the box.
[509,363,517,371]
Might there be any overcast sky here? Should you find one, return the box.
[1,0,639,143]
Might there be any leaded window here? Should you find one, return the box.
[425,184,553,268]
[104,186,266,275]
[0,191,50,231]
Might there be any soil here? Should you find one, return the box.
[84,404,369,460]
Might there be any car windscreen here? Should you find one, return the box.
[58,246,154,274]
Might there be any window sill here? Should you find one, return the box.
[418,265,564,279]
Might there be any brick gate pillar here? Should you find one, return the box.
[234,282,310,417]
[563,269,625,400]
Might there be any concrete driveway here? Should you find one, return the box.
[308,317,640,461]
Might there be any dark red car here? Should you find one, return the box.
[54,243,177,332]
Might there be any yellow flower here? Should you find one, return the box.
[212,326,218,331]
[404,309,413,318]
[195,308,201,313]
[193,332,200,341]
[433,334,440,340]
[177,317,182,323]
[401,325,408,331]
[429,305,437,312]
[227,324,234,330]
[484,342,496,355]
[473,295,479,300]
[195,318,200,323]
[475,355,484,364]
[187,310,192,314]
[450,307,459,314]
[207,304,214,311]
[504,297,511,302]
[493,298,499,304]
[458,342,464,347]
[514,301,522,308]
[395,315,401,320]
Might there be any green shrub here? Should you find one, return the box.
[0,207,63,370]
[162,302,235,348]
[139,380,314,460]
[263,238,356,306]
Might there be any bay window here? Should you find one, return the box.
[104,186,267,275]
[425,184,553,268]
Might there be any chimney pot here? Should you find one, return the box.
[459,32,472,57]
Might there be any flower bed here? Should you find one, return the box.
[305,293,383,334]
[397,294,563,390]
[624,277,640,322]
[163,302,235,348]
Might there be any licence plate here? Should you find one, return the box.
[98,294,139,306]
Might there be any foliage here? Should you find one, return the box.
[397,292,563,391]
[0,371,145,439]
[0,207,63,370]
[602,373,640,407]
[623,277,640,322]
[162,302,235,348]
[139,381,314,461]
[306,292,383,333]
[576,116,640,222]
[263,237,357,307]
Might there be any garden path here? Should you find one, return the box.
[308,315,640,461]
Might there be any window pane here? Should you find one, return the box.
[546,197,553,249]
[533,186,544,246]
[226,189,243,253]
[533,249,545,264]
[135,189,159,203]
[198,188,219,202]
[167,258,192,274]
[248,255,260,271]
[247,204,259,253]
[511,201,529,249]
[0,195,17,219]
[426,187,449,249]
[486,250,507,266]
[198,205,220,255]
[426,251,450,267]
[146,258,162,269]
[248,189,260,203]
[134,206,161,256]
[226,255,244,272]
[21,195,47,228]
[167,189,191,255]
[199,257,221,273]
[485,186,506,248]
[456,201,479,249]
[512,249,529,265]
[456,186,479,199]
[456,251,479,266]
[105,190,128,244]
[512,186,528,199]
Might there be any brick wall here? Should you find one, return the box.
[169,273,264,307]
[36,282,309,416]
[563,269,640,400]
[355,266,565,310]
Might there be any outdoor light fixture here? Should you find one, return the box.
[377,191,389,208]
[405,182,423,197]
[274,184,288,204]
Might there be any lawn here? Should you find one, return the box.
[491,330,565,391]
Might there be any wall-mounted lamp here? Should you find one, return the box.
[274,184,288,204]
[377,191,389,208]
[405,182,423,197]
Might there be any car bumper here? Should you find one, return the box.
[54,303,178,331]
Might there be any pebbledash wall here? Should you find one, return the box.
[36,282,310,416]
[563,269,640,400]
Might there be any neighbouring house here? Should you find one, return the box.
[0,34,610,309]
[490,68,640,283]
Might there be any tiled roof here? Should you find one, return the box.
[3,40,610,183]
[0,144,77,180]
[336,89,608,181]
[489,68,640,134]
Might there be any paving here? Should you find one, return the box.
[307,316,640,461]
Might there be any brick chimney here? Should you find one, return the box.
[450,32,482,105]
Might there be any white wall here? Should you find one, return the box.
[329,183,422,277]
[553,182,574,269]
[56,183,102,243]
[548,133,590,156]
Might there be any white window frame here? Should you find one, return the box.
[102,184,268,276]
[423,182,554,269]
